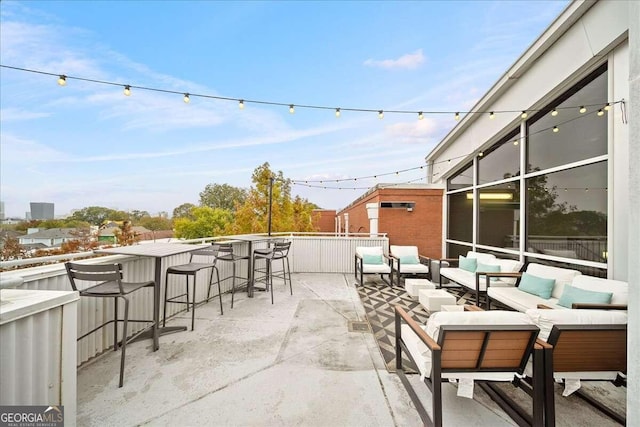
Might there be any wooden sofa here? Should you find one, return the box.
[485,263,628,312]
[395,306,546,426]
[438,251,523,307]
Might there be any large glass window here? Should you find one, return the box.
[527,67,608,172]
[446,242,472,259]
[478,130,520,184]
[447,162,473,190]
[478,182,520,248]
[448,192,473,242]
[526,161,607,262]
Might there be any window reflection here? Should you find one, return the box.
[478,130,520,184]
[526,161,607,263]
[447,162,473,190]
[478,182,520,248]
[448,192,473,242]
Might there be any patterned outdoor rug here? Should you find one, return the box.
[356,281,501,373]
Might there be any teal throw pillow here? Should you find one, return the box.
[459,256,477,273]
[558,285,613,308]
[363,254,383,265]
[477,262,501,282]
[517,272,555,299]
[399,255,420,265]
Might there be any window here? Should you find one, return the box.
[527,67,607,172]
[478,130,520,184]
[526,161,607,263]
[477,182,520,248]
[448,192,473,242]
[447,162,473,191]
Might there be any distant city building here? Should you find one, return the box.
[30,202,55,220]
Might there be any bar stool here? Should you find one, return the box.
[252,241,292,304]
[163,245,222,331]
[215,242,250,308]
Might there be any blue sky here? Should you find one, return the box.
[0,0,568,218]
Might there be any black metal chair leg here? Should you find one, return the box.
[119,296,129,388]
[163,271,169,327]
[114,297,119,350]
[185,276,190,312]
[231,262,236,308]
[216,268,223,315]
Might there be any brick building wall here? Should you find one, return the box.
[337,185,444,259]
[312,209,337,233]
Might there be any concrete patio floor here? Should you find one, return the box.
[76,273,625,426]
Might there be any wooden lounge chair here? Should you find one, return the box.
[395,306,546,427]
[525,308,628,425]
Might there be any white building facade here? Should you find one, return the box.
[425,0,638,422]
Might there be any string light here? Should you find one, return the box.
[183,93,190,103]
[489,112,495,119]
[57,75,67,86]
[289,104,295,114]
[513,139,519,146]
[123,85,131,96]
[579,106,587,113]
[418,111,424,120]
[335,108,341,118]
[551,109,558,116]
[604,103,611,111]
[239,99,245,109]
[454,112,460,121]
[597,109,604,116]
[553,126,559,133]
[478,151,484,157]
[378,110,384,119]
[521,111,528,119]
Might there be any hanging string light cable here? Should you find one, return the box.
[0,64,623,119]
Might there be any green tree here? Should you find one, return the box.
[129,210,150,222]
[173,203,196,220]
[199,183,247,211]
[139,216,173,241]
[70,206,129,225]
[228,162,318,234]
[174,206,233,239]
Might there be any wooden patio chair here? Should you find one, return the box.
[395,306,546,427]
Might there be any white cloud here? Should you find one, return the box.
[385,118,439,141]
[0,108,50,122]
[363,49,425,70]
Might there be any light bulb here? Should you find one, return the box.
[553,126,559,133]
[597,109,604,116]
[604,103,611,111]
[183,93,190,103]
[513,139,519,146]
[378,110,384,119]
[57,75,67,86]
[289,104,295,114]
[579,106,586,114]
[454,112,460,121]
[239,99,245,109]
[551,109,558,116]
[335,108,341,118]
[521,111,528,119]
[418,111,424,120]
[478,151,484,157]
[124,85,131,96]
[489,112,495,119]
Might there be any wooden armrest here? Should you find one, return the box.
[439,258,458,263]
[536,304,554,309]
[395,305,440,351]
[535,338,553,350]
[571,303,628,310]
[418,254,430,262]
[464,305,484,312]
[480,272,522,278]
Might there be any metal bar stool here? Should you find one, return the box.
[163,245,222,331]
[215,242,250,308]
[65,262,156,388]
[252,241,293,304]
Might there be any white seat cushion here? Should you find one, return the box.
[488,287,562,312]
[362,263,391,274]
[401,310,533,381]
[466,251,497,264]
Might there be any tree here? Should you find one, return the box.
[173,203,196,220]
[1,236,24,260]
[70,206,129,225]
[139,216,173,241]
[129,210,150,222]
[114,221,139,246]
[228,162,318,234]
[199,183,247,211]
[173,207,233,239]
